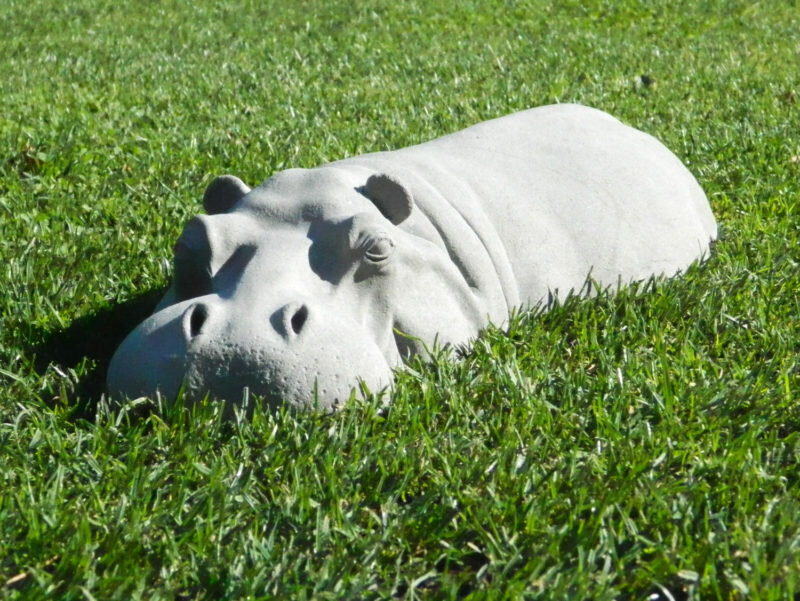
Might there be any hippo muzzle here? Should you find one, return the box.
[107,292,397,410]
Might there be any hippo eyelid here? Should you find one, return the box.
[364,236,395,263]
[346,213,396,266]
[351,228,395,263]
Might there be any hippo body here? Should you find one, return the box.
[107,104,716,409]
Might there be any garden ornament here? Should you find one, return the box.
[107,104,717,409]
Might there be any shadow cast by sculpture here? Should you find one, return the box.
[32,288,165,418]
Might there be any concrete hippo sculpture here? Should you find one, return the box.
[107,104,716,409]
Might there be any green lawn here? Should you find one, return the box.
[1,0,799,599]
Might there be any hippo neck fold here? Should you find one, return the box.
[342,156,520,328]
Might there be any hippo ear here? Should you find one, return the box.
[203,175,251,214]
[362,173,413,225]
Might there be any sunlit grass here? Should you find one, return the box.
[1,0,799,599]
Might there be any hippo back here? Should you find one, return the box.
[338,104,716,306]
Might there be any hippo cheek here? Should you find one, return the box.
[108,297,397,411]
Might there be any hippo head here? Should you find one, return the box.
[107,167,488,410]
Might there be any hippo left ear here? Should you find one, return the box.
[362,173,413,225]
[203,175,252,215]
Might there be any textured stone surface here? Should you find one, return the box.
[107,104,717,409]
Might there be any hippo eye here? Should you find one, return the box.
[364,235,395,263]
[174,240,213,300]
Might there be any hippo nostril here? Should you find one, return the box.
[290,304,309,335]
[188,303,209,338]
[271,302,310,339]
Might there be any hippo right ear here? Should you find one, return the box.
[203,175,251,214]
[362,173,413,225]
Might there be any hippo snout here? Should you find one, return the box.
[107,295,395,410]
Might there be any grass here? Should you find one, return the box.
[1,0,799,598]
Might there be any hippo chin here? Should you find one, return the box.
[107,104,717,410]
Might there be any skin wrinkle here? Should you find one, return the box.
[346,157,514,326]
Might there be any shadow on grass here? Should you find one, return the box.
[32,288,165,419]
